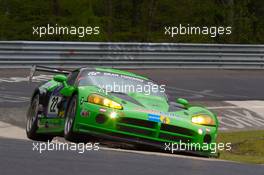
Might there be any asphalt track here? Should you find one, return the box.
[0,138,263,175]
[0,68,264,175]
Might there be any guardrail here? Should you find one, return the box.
[0,41,264,69]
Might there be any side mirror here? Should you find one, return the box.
[54,74,74,97]
[60,86,75,97]
[54,74,67,83]
[176,98,189,107]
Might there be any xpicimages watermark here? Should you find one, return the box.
[165,24,232,38]
[32,140,100,154]
[32,24,100,38]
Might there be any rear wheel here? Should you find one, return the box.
[64,94,80,142]
[26,94,53,141]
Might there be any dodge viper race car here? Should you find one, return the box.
[26,66,219,157]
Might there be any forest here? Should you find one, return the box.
[0,0,263,43]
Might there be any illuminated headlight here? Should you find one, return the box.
[110,111,118,119]
[191,115,215,126]
[88,94,123,110]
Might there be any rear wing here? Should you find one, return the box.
[29,65,71,83]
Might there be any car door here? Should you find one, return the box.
[42,70,80,130]
[47,70,79,117]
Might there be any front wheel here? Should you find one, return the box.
[26,94,53,141]
[64,94,80,142]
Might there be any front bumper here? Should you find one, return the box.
[75,103,218,157]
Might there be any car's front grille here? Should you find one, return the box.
[116,117,156,137]
[160,124,194,136]
[118,117,156,128]
[116,117,194,143]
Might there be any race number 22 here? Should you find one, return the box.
[48,96,61,114]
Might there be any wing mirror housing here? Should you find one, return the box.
[54,74,68,83]
[53,74,75,97]
[176,98,189,108]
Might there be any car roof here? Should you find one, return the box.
[78,67,149,80]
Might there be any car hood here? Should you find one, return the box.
[110,92,169,112]
[78,86,217,127]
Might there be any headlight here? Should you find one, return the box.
[191,115,215,126]
[88,94,123,110]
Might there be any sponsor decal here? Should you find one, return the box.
[99,108,107,113]
[58,111,65,118]
[148,114,161,122]
[160,115,170,124]
[148,114,171,124]
[80,97,85,105]
[206,128,211,133]
[80,110,89,117]
[139,108,181,119]
[88,71,144,82]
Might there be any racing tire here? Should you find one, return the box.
[26,94,53,141]
[64,94,81,143]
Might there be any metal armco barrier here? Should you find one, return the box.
[0,41,264,69]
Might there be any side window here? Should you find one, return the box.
[77,70,93,86]
[67,71,79,85]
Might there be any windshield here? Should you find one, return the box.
[78,70,167,99]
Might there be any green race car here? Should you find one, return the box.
[26,66,219,157]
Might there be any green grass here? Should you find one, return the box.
[217,130,264,164]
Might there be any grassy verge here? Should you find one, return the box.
[217,130,264,164]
